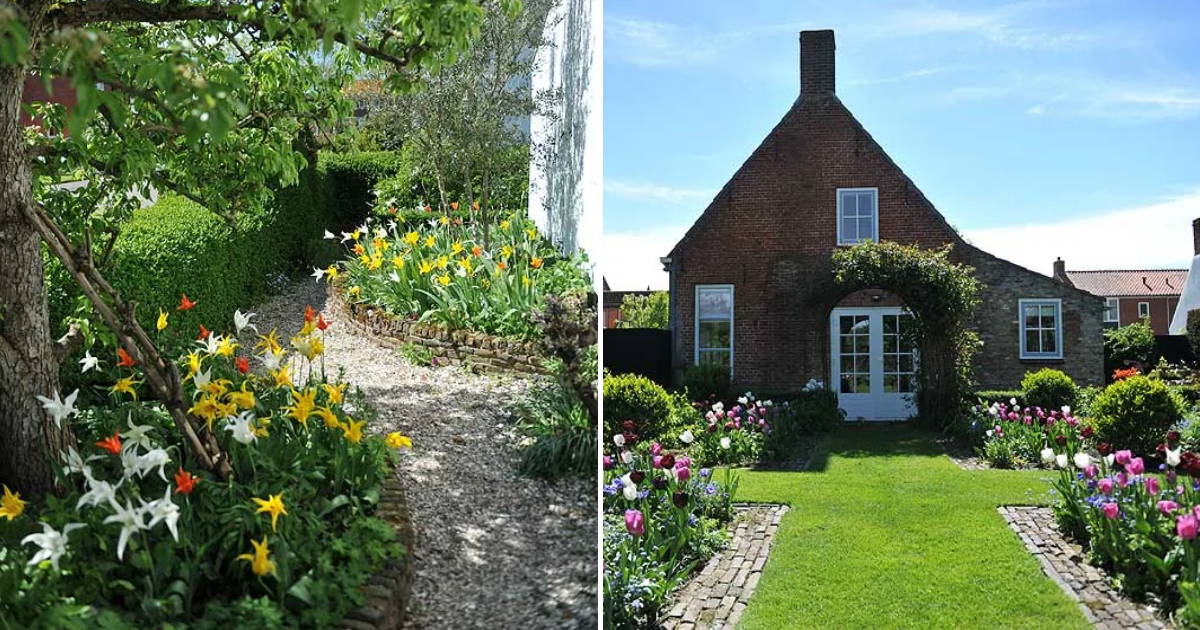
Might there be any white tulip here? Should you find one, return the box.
[233,310,257,335]
[1040,447,1056,464]
[224,411,258,445]
[1010,398,1017,406]
[103,499,148,561]
[35,389,79,430]
[613,434,626,447]
[1073,452,1090,469]
[79,350,100,373]
[620,451,633,464]
[1061,405,1072,415]
[680,430,694,445]
[720,437,732,450]
[143,487,181,542]
[1168,447,1182,467]
[1105,454,1115,467]
[1055,453,1069,469]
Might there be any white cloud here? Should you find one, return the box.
[604,179,713,207]
[604,17,799,69]
[603,224,691,291]
[962,191,1200,275]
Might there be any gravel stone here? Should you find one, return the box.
[249,279,597,629]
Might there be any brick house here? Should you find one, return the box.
[662,30,1104,420]
[1052,259,1184,334]
[21,74,79,133]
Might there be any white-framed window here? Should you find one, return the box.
[837,188,878,245]
[1019,299,1063,359]
[1104,297,1119,323]
[1139,302,1150,318]
[695,285,733,370]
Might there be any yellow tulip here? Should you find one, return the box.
[252,492,288,532]
[156,309,168,332]
[385,432,412,449]
[238,537,277,577]
[0,485,26,520]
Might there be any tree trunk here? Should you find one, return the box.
[0,64,64,497]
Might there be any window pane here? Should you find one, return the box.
[883,335,897,354]
[840,335,855,354]
[853,334,869,353]
[855,376,871,394]
[1024,308,1039,329]
[1040,305,1056,329]
[699,321,731,350]
[699,350,730,368]
[858,217,874,242]
[899,374,914,393]
[884,354,898,372]
[1025,330,1040,354]
[842,193,857,216]
[883,315,898,335]
[852,316,869,332]
[884,374,898,393]
[840,316,857,334]
[697,288,732,319]
[840,374,854,394]
[841,217,857,242]
[900,355,913,373]
[1041,329,1058,354]
[841,355,856,374]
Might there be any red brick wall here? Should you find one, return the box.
[669,92,1104,392]
[21,74,77,130]
[603,307,620,329]
[1115,296,1178,334]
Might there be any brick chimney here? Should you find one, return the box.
[1052,257,1070,284]
[1193,218,1200,256]
[800,30,836,96]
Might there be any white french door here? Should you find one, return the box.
[830,308,917,421]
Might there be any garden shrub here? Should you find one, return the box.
[603,372,673,445]
[974,390,1026,408]
[1090,375,1183,455]
[681,364,731,402]
[514,377,594,479]
[317,150,403,229]
[1104,318,1156,366]
[1020,368,1076,412]
[761,388,841,462]
[1075,385,1103,419]
[1188,310,1200,361]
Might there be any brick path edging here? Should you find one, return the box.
[661,503,790,630]
[999,506,1169,629]
[327,284,547,376]
[336,471,417,630]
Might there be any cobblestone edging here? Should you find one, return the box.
[336,471,417,630]
[662,504,790,630]
[327,284,546,376]
[999,506,1170,629]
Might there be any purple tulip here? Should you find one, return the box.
[652,456,663,469]
[1102,502,1120,519]
[1158,500,1179,516]
[1115,450,1132,466]
[625,509,645,536]
[1128,458,1145,475]
[677,467,691,482]
[603,455,613,470]
[650,442,663,456]
[675,456,691,469]
[1117,472,1129,488]
[1098,478,1114,494]
[1179,513,1199,540]
[1083,464,1098,480]
[1146,476,1160,495]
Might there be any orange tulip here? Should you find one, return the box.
[117,348,136,367]
[450,201,460,211]
[531,257,544,269]
[198,325,211,340]
[178,293,198,310]
[174,467,200,494]
[96,432,122,455]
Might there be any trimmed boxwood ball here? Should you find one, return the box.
[1020,368,1076,412]
[1090,375,1183,456]
[602,372,673,444]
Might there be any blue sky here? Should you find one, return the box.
[602,0,1200,290]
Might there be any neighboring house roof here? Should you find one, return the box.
[1064,270,1187,297]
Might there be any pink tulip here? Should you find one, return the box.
[1178,513,1199,540]
[1158,500,1179,516]
[675,457,691,469]
[677,467,691,482]
[1116,472,1129,488]
[652,456,663,469]
[1127,458,1145,475]
[1193,505,1200,519]
[650,442,663,456]
[1102,502,1120,519]
[603,456,613,470]
[625,509,645,536]
[1146,476,1160,495]
[1115,450,1132,466]
[1098,478,1114,494]
[1084,464,1098,480]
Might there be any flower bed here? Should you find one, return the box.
[0,306,412,629]
[320,210,590,343]
[971,399,1089,469]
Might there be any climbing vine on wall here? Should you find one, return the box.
[831,241,983,425]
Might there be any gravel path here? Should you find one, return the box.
[248,278,597,629]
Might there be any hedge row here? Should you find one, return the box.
[46,151,403,338]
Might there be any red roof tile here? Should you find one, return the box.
[1064,269,1187,297]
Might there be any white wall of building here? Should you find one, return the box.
[527,0,602,292]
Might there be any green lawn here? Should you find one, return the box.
[735,424,1091,630]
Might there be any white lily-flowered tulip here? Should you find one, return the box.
[134,448,171,482]
[193,368,213,391]
[79,350,100,373]
[311,267,326,282]
[22,522,85,571]
[1105,454,1115,467]
[103,498,148,561]
[1062,405,1072,415]
[680,430,694,444]
[144,487,181,542]
[76,473,120,511]
[198,335,221,355]
[35,389,79,430]
[1040,447,1056,464]
[620,451,634,464]
[261,351,283,372]
[120,413,157,453]
[613,434,626,447]
[233,310,257,335]
[1074,452,1091,469]
[224,411,258,445]
[323,230,336,240]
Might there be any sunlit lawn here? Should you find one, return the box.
[734,424,1090,630]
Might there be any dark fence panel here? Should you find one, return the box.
[604,328,671,387]
[1155,335,1194,365]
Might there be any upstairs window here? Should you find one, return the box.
[837,188,878,245]
[1103,298,1119,323]
[695,285,733,370]
[1019,299,1063,360]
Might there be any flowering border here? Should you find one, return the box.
[337,470,417,630]
[327,284,546,375]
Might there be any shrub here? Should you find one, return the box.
[1075,385,1103,419]
[317,150,403,230]
[1020,368,1076,412]
[974,390,1026,408]
[1091,375,1183,455]
[762,388,842,462]
[1174,384,1200,405]
[603,372,673,445]
[514,378,595,479]
[1104,318,1155,366]
[682,364,731,402]
[1188,309,1200,362]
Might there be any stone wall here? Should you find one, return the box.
[337,473,416,630]
[328,285,546,376]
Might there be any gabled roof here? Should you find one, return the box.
[1064,269,1187,297]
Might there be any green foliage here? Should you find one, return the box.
[830,241,983,425]
[317,151,405,230]
[398,342,435,367]
[682,364,731,402]
[603,372,674,443]
[1188,310,1200,362]
[974,390,1026,408]
[615,292,669,329]
[1020,369,1077,412]
[370,142,530,219]
[1091,375,1183,454]
[514,378,595,479]
[1104,318,1156,366]
[1075,385,1103,419]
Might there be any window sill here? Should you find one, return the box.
[1019,356,1065,363]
